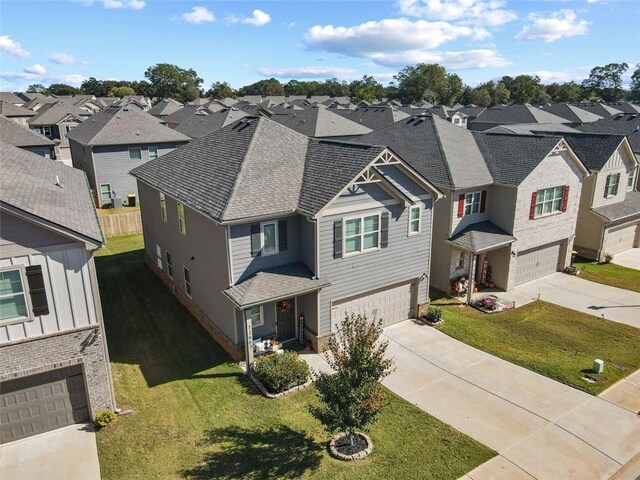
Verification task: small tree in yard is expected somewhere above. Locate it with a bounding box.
[310,314,394,451]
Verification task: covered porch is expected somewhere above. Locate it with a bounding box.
[223,262,330,364]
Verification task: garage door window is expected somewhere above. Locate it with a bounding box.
[0,268,28,321]
[345,214,380,255]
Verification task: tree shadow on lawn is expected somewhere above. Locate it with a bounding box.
[182,425,323,480]
[96,249,240,387]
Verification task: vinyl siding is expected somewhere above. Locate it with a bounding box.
[430,193,454,292]
[69,139,97,190]
[575,175,606,255]
[591,146,634,208]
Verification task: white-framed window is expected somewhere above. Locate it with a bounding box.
[183,266,191,297]
[535,186,564,217]
[128,147,142,161]
[156,245,163,269]
[148,146,158,160]
[65,124,76,133]
[260,221,278,256]
[177,202,186,235]
[248,305,263,328]
[605,173,620,198]
[32,149,47,157]
[464,192,481,216]
[344,213,380,256]
[0,267,29,322]
[100,183,112,202]
[159,192,167,222]
[166,251,173,278]
[627,168,636,190]
[41,125,52,136]
[458,252,465,268]
[408,205,421,235]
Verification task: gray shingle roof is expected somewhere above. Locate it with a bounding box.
[174,108,248,139]
[0,142,103,244]
[147,98,183,117]
[484,123,579,135]
[562,133,626,170]
[576,103,623,117]
[66,106,190,146]
[607,102,640,114]
[0,101,36,118]
[28,101,86,126]
[593,191,640,222]
[269,106,372,138]
[473,132,563,185]
[0,116,55,147]
[472,104,568,125]
[0,92,25,104]
[333,106,410,131]
[577,113,640,153]
[448,221,516,253]
[540,104,603,124]
[223,262,331,308]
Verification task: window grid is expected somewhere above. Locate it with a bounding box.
[128,147,142,161]
[159,192,167,222]
[100,184,112,202]
[249,306,263,328]
[606,174,620,197]
[0,268,28,322]
[344,214,380,255]
[627,169,635,189]
[183,267,191,297]
[166,251,173,278]
[535,186,564,217]
[409,206,421,235]
[177,202,186,235]
[464,192,481,216]
[148,146,158,160]
[41,126,52,136]
[260,221,278,256]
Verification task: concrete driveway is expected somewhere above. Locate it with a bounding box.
[0,423,101,480]
[378,321,640,480]
[499,272,640,329]
[611,248,640,270]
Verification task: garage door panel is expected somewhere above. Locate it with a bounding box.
[605,224,638,255]
[515,242,564,286]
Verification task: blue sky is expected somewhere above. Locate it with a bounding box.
[0,0,638,92]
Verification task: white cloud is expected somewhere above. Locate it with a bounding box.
[305,18,486,55]
[0,35,29,58]
[75,0,145,9]
[531,66,591,84]
[515,9,590,42]
[0,72,87,85]
[397,0,518,26]
[256,66,358,79]
[179,6,215,24]
[24,64,47,75]
[370,49,511,69]
[50,52,85,65]
[228,9,271,27]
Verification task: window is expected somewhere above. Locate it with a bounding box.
[408,205,421,235]
[628,168,636,190]
[458,252,465,268]
[65,124,76,133]
[148,146,158,160]
[177,202,186,235]
[535,186,564,216]
[100,184,112,202]
[260,221,278,256]
[156,245,163,269]
[344,214,380,255]
[183,267,191,297]
[159,192,167,222]
[128,147,142,161]
[41,125,52,136]
[0,268,28,321]
[33,149,47,157]
[605,173,620,198]
[248,306,263,328]
[166,251,173,278]
[464,192,481,216]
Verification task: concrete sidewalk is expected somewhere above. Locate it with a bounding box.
[611,248,640,270]
[488,272,640,329]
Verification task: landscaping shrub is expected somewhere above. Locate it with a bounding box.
[253,351,310,394]
[95,410,117,429]
[425,306,443,323]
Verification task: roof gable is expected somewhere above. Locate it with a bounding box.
[0,115,54,147]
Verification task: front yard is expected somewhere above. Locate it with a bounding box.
[433,297,640,395]
[95,235,494,479]
[572,255,640,293]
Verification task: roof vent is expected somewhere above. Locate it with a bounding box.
[54,175,62,188]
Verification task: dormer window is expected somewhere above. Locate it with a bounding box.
[605,173,620,198]
[628,168,636,190]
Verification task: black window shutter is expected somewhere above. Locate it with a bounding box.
[250,224,261,257]
[381,212,389,248]
[613,173,620,195]
[604,175,610,198]
[278,220,288,252]
[25,265,49,316]
[333,220,342,259]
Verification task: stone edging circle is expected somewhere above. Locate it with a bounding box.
[328,432,373,461]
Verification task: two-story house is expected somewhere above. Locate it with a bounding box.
[67,106,190,207]
[0,143,115,443]
[563,133,639,260]
[131,116,442,360]
[0,115,56,159]
[356,114,589,301]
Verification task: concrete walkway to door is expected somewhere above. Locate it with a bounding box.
[0,423,101,480]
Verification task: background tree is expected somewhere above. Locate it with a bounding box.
[394,63,448,104]
[26,83,47,93]
[582,63,629,102]
[552,81,585,103]
[237,77,285,97]
[46,83,80,96]
[319,78,349,97]
[310,314,394,449]
[81,77,108,97]
[205,81,236,99]
[108,86,136,97]
[348,75,384,103]
[506,75,549,104]
[144,63,203,102]
[628,64,640,101]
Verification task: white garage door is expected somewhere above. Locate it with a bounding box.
[515,242,564,286]
[331,282,415,330]
[605,223,638,255]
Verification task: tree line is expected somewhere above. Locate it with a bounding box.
[27,62,640,106]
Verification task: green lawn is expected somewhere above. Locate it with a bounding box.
[572,256,640,293]
[95,235,495,480]
[433,298,640,395]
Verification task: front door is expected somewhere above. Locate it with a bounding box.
[276,298,296,341]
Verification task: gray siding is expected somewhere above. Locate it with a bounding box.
[138,181,237,342]
[430,193,454,292]
[69,140,97,190]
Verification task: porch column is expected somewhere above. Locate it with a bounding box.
[243,309,254,371]
[466,253,477,304]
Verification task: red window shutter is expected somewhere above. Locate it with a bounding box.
[561,185,570,212]
[457,194,465,218]
[529,192,537,220]
[480,190,487,213]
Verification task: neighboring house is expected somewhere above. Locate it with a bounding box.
[148,98,183,118]
[28,101,87,165]
[539,103,603,127]
[484,123,579,135]
[0,101,36,126]
[0,115,56,158]
[268,105,372,140]
[333,105,411,130]
[577,113,640,168]
[355,114,589,300]
[576,102,623,118]
[114,95,151,111]
[174,107,248,139]
[607,102,640,114]
[469,104,569,131]
[130,116,442,360]
[0,92,26,105]
[67,106,190,207]
[0,142,115,443]
[563,133,639,260]
[162,104,210,129]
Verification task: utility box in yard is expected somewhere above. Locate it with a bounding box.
[593,359,604,374]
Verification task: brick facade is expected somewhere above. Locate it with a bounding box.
[0,325,114,416]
